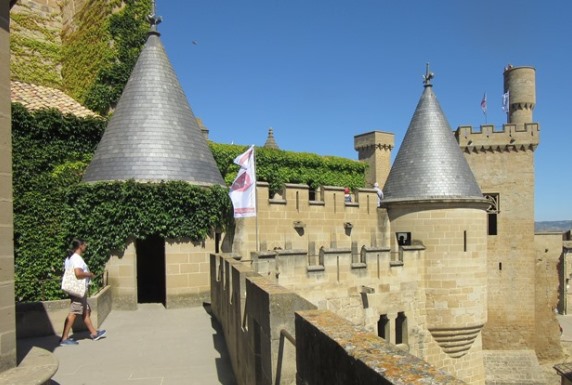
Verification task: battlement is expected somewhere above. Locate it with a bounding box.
[354,130,394,151]
[231,182,389,260]
[260,182,381,213]
[455,123,539,152]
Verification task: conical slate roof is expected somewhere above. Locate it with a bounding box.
[82,28,224,186]
[263,127,279,149]
[383,83,482,202]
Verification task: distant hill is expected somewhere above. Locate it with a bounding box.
[535,221,572,232]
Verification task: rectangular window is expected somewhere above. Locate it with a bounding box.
[377,314,389,340]
[484,193,500,236]
[396,312,407,345]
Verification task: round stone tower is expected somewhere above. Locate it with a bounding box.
[382,68,490,384]
[503,66,535,125]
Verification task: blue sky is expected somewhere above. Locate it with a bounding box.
[156,1,571,222]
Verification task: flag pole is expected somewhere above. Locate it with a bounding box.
[253,146,259,252]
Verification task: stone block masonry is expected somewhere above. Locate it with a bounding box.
[0,0,16,373]
[296,309,468,385]
[211,253,469,385]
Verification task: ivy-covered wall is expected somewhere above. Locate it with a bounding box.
[12,103,366,302]
[10,0,366,303]
[10,0,63,88]
[63,0,152,115]
[11,0,152,115]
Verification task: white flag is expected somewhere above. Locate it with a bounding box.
[229,145,256,218]
[502,91,510,113]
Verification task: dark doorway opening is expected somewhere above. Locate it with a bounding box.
[136,235,166,305]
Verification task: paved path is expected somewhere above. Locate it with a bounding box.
[559,314,572,342]
[17,303,236,385]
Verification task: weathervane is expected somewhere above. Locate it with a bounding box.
[423,62,434,87]
[147,0,162,31]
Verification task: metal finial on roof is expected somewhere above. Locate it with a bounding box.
[422,62,434,87]
[147,0,162,33]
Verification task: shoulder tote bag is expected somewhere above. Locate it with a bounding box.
[61,267,86,297]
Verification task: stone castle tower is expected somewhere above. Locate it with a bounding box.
[360,66,560,363]
[381,73,490,382]
[354,130,394,188]
[7,1,564,382]
[456,66,544,353]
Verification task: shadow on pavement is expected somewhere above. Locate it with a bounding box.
[204,302,237,385]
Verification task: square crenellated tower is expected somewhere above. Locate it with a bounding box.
[455,66,545,354]
[354,131,394,189]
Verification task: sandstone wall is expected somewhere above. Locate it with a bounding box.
[210,254,316,385]
[233,182,388,258]
[106,240,137,310]
[0,0,16,372]
[388,204,488,385]
[10,0,63,87]
[165,237,218,308]
[105,235,220,309]
[459,124,539,351]
[354,130,394,188]
[210,254,467,385]
[296,309,467,385]
[534,232,566,360]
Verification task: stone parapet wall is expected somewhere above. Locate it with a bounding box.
[295,309,467,385]
[250,246,422,332]
[456,123,539,151]
[210,254,316,385]
[0,346,57,385]
[15,285,112,339]
[210,254,467,385]
[233,183,388,259]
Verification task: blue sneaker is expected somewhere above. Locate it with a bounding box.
[91,330,106,341]
[60,338,78,346]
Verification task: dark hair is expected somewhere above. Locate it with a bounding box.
[67,239,86,258]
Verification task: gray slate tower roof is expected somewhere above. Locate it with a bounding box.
[82,22,224,186]
[382,76,482,202]
[263,127,280,149]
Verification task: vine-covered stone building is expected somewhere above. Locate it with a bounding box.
[6,1,572,384]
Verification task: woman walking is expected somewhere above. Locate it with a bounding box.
[60,239,106,345]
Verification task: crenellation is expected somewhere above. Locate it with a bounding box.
[6,5,565,380]
[354,131,395,188]
[456,123,539,152]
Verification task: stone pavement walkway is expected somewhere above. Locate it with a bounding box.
[17,303,236,385]
[559,314,572,342]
